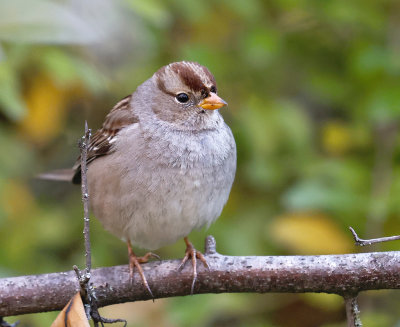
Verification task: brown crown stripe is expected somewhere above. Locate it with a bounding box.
[171,62,207,93]
[156,62,217,96]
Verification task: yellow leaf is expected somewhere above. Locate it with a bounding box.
[19,74,68,146]
[51,292,90,327]
[269,212,354,254]
[322,121,352,155]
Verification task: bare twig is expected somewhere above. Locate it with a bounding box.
[74,122,126,327]
[349,227,400,246]
[345,296,362,327]
[2,236,400,317]
[73,265,92,319]
[80,121,92,274]
[90,311,127,327]
[74,122,93,318]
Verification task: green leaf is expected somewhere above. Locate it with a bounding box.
[41,49,107,93]
[0,61,26,121]
[124,0,171,27]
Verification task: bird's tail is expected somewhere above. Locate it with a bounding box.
[36,169,75,182]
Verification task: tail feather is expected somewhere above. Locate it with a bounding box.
[36,169,75,182]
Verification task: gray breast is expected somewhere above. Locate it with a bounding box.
[90,117,236,250]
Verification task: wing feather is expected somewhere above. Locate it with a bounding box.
[72,95,138,184]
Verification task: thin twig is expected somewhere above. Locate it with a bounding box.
[75,122,93,319]
[80,121,92,274]
[73,265,92,319]
[75,122,126,327]
[91,311,127,327]
[344,296,362,327]
[349,227,400,246]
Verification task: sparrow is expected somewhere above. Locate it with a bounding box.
[41,61,236,296]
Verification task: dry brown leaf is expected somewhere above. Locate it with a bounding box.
[50,292,90,327]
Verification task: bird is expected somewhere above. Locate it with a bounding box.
[40,61,236,296]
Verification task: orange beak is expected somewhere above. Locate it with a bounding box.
[198,92,228,110]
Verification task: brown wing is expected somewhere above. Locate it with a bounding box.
[72,95,138,184]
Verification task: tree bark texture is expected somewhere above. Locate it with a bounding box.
[1,236,400,317]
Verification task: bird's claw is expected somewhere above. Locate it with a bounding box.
[127,241,158,299]
[178,237,210,294]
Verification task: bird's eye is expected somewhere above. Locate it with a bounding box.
[176,93,189,103]
[210,86,217,93]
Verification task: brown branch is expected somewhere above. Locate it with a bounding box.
[349,227,400,246]
[2,236,400,317]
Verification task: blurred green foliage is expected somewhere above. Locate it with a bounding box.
[1,0,400,326]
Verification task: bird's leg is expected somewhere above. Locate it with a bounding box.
[178,237,210,294]
[127,240,160,298]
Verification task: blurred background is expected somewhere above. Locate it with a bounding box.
[1,0,400,326]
